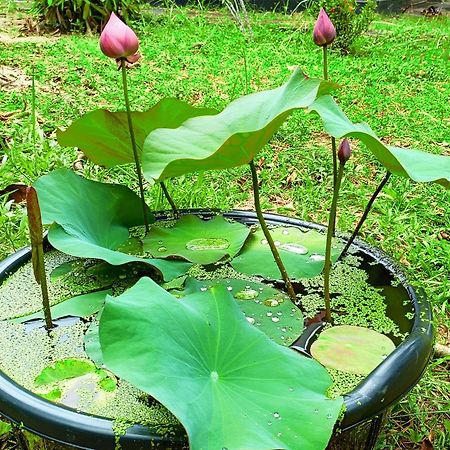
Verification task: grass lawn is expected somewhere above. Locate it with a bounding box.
[0,1,449,448]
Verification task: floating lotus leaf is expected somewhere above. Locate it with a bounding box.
[142,70,335,181]
[181,277,303,345]
[34,169,191,281]
[11,289,111,324]
[310,325,396,375]
[57,99,217,167]
[143,215,250,264]
[309,96,450,188]
[99,277,343,450]
[231,227,342,280]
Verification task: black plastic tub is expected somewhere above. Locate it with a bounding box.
[0,210,434,450]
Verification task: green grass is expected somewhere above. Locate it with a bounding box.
[0,2,449,448]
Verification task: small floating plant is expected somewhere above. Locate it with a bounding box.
[0,8,446,450]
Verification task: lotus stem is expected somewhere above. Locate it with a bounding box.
[249,160,297,303]
[322,45,338,200]
[323,162,345,323]
[160,181,178,217]
[339,171,392,259]
[26,187,53,331]
[120,57,150,233]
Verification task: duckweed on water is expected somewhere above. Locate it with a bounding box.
[299,256,404,338]
[0,252,180,431]
[327,368,365,399]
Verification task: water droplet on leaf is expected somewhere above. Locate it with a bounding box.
[185,238,230,251]
[234,289,259,300]
[279,243,308,255]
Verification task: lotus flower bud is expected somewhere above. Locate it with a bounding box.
[338,139,351,164]
[313,8,336,47]
[100,12,139,60]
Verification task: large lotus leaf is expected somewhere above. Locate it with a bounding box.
[181,277,304,345]
[310,325,396,375]
[34,169,152,248]
[11,289,111,324]
[231,226,342,280]
[34,169,190,281]
[57,99,217,167]
[142,215,250,264]
[142,70,335,181]
[309,96,450,188]
[48,225,191,282]
[99,277,343,450]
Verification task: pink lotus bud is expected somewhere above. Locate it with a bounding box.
[338,139,351,164]
[313,8,336,47]
[100,12,139,60]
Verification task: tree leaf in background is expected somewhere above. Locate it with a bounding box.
[143,215,250,264]
[142,70,335,181]
[57,99,217,167]
[309,95,450,188]
[100,277,343,450]
[231,227,342,280]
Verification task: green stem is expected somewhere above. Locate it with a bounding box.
[249,160,297,303]
[339,171,392,259]
[160,181,178,217]
[120,58,150,233]
[323,163,345,323]
[323,45,338,195]
[322,44,328,80]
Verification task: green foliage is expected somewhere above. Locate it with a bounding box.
[231,227,342,280]
[182,277,304,345]
[57,100,217,167]
[0,419,12,438]
[31,0,146,33]
[143,215,250,264]
[309,96,450,188]
[99,276,343,450]
[33,169,191,281]
[142,70,335,182]
[311,0,376,53]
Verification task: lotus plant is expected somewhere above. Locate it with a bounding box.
[18,8,448,450]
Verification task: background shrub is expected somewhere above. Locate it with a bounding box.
[32,0,146,33]
[310,0,377,53]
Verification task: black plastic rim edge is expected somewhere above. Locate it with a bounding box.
[0,210,434,448]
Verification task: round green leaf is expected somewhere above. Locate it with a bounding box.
[99,277,343,450]
[310,325,396,375]
[143,215,250,264]
[231,227,342,280]
[182,277,304,345]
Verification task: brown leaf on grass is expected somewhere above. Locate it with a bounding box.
[438,231,450,241]
[434,343,450,358]
[285,170,297,186]
[72,151,86,171]
[0,184,28,203]
[421,438,434,450]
